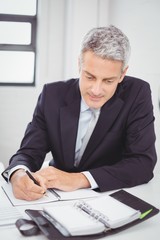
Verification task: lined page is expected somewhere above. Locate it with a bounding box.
[0,206,22,226]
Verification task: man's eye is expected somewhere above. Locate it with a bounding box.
[106,80,114,84]
[86,75,93,79]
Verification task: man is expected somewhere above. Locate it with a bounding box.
[2,25,157,201]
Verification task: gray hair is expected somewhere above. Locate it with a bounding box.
[80,25,131,70]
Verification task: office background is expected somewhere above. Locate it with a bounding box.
[0,0,160,173]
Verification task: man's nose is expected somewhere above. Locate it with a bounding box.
[91,81,103,95]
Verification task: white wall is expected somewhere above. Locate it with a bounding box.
[107,0,160,172]
[63,0,110,79]
[0,0,159,172]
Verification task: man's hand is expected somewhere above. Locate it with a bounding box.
[10,166,91,200]
[37,166,91,191]
[10,169,47,200]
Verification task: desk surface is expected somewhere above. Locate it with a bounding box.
[0,173,160,240]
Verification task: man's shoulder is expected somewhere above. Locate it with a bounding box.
[118,76,151,101]
[123,75,150,88]
[40,78,80,103]
[45,78,79,91]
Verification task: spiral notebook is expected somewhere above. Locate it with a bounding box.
[43,194,141,236]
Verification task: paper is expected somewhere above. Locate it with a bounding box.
[1,182,100,206]
[44,204,105,236]
[0,206,22,226]
[84,195,141,228]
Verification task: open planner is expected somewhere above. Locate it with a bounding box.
[16,189,159,239]
[43,194,141,236]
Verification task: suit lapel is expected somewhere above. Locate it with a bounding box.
[79,96,124,167]
[60,83,81,169]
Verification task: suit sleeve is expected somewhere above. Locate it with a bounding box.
[2,85,50,176]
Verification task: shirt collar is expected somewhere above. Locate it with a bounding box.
[80,98,101,114]
[80,98,90,113]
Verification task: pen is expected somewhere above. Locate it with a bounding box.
[49,188,61,200]
[26,170,48,197]
[26,170,60,199]
[26,170,40,186]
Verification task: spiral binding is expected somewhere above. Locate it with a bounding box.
[74,200,110,229]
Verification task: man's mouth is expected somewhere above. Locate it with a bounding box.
[89,94,102,101]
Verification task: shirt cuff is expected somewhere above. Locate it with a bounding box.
[82,171,99,189]
[4,165,29,182]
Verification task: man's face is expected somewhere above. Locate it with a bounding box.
[79,51,127,109]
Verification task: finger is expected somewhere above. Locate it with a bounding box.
[32,173,47,192]
[12,184,44,201]
[21,175,46,196]
[11,171,46,200]
[25,171,47,193]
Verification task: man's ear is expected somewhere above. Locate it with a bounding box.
[119,66,129,83]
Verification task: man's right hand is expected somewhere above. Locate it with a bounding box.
[10,169,47,200]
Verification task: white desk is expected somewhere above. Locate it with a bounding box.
[0,173,160,240]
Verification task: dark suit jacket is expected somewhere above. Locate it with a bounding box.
[3,76,157,192]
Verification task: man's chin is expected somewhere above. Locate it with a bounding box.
[87,101,103,109]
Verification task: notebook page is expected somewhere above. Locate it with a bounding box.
[55,188,100,200]
[44,204,105,236]
[85,195,141,228]
[1,182,100,206]
[1,183,58,206]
